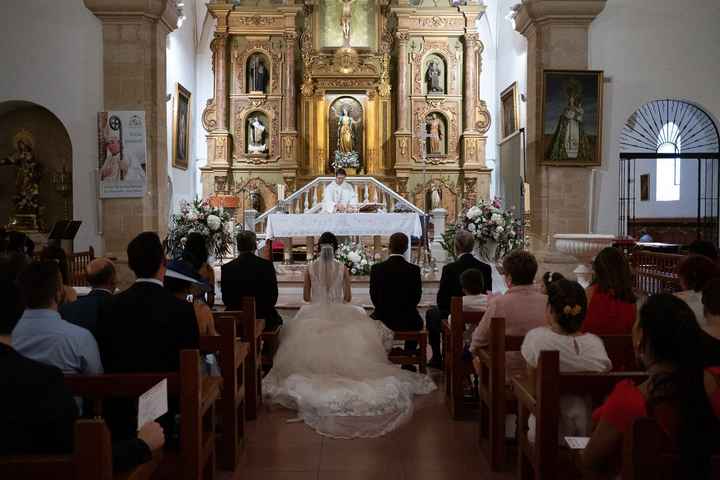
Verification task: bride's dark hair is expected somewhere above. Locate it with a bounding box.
[318,232,338,252]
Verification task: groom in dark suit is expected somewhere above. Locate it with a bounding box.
[370,233,423,349]
[221,230,282,331]
[425,229,492,368]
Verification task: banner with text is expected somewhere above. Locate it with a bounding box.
[97,111,147,198]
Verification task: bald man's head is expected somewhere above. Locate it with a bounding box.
[86,258,116,290]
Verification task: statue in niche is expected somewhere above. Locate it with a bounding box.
[248,116,267,154]
[427,114,445,155]
[248,55,268,93]
[1,130,42,215]
[331,102,361,171]
[337,107,357,154]
[426,60,443,94]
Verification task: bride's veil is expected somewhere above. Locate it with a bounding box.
[313,243,342,304]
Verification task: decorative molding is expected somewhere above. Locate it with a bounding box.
[202,99,217,132]
[411,39,460,96]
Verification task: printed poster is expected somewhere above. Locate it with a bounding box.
[98,111,147,198]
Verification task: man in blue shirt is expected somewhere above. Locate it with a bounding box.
[12,261,103,375]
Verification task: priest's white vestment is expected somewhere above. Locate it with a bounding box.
[322,181,358,213]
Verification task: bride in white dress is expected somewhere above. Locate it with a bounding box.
[262,233,436,438]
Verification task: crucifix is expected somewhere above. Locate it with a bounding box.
[340,0,356,47]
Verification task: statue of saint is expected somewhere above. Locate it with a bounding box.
[248,116,267,154]
[340,0,356,46]
[427,114,444,155]
[426,60,443,93]
[1,131,42,215]
[249,55,267,93]
[337,107,357,154]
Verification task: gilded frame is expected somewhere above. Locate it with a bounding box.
[173,83,191,170]
[500,81,519,141]
[540,69,604,167]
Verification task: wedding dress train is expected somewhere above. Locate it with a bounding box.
[262,248,436,438]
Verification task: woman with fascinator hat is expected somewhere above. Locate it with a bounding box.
[263,232,435,438]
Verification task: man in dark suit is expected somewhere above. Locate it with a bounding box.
[221,230,282,330]
[425,229,492,369]
[370,232,423,337]
[97,232,199,443]
[60,258,116,337]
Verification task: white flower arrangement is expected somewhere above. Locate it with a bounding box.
[165,198,235,260]
[335,242,372,276]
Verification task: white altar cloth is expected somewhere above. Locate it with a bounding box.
[265,213,423,240]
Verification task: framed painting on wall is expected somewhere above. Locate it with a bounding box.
[172,83,191,170]
[541,70,603,166]
[640,174,650,201]
[500,82,519,140]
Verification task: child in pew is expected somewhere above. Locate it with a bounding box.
[448,268,487,362]
[522,279,612,444]
[583,294,720,479]
[541,271,565,294]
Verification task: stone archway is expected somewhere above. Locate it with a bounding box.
[0,100,73,231]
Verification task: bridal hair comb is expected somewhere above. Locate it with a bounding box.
[563,304,583,316]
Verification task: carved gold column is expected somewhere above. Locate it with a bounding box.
[281,31,298,177]
[208,32,231,169]
[84,0,177,257]
[394,31,412,173]
[463,32,479,134]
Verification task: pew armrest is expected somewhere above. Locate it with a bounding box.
[511,376,536,414]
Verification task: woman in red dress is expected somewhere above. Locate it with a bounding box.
[583,247,637,334]
[582,294,720,479]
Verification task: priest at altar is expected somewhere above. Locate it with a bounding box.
[322,168,358,213]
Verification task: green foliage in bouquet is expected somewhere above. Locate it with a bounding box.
[335,242,372,276]
[165,198,235,260]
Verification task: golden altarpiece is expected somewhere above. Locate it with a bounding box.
[201,0,491,220]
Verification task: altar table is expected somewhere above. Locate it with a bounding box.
[265,213,423,241]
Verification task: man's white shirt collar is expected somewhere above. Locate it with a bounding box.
[135,278,164,287]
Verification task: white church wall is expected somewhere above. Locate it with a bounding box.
[167,0,199,215]
[0,0,103,253]
[194,14,215,199]
[590,0,720,234]
[476,3,498,199]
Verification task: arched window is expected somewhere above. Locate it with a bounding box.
[656,122,681,202]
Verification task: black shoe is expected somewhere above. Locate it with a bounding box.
[401,365,418,372]
[427,357,443,370]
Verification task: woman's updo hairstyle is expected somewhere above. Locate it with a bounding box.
[542,271,565,292]
[546,279,588,333]
[318,232,339,252]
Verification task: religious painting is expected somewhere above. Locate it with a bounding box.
[98,111,147,198]
[640,174,650,201]
[500,82,519,140]
[541,70,603,166]
[318,0,376,50]
[173,83,191,170]
[328,96,364,174]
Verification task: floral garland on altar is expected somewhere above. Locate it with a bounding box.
[164,198,235,260]
[336,242,372,276]
[442,198,526,262]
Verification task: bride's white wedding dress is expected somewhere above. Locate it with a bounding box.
[262,251,436,438]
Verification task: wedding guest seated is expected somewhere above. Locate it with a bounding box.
[59,258,116,337]
[521,279,611,442]
[470,250,546,380]
[7,230,34,261]
[583,247,636,335]
[1,282,165,469]
[12,261,102,375]
[221,230,282,331]
[451,268,487,358]
[425,230,492,369]
[370,232,423,354]
[40,245,78,305]
[97,232,199,374]
[165,259,217,336]
[700,278,720,366]
[541,271,565,294]
[0,251,26,283]
[583,294,720,478]
[675,254,719,327]
[182,232,215,307]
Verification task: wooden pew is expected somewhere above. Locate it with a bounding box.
[64,350,221,480]
[601,334,638,372]
[513,350,647,480]
[622,417,720,480]
[199,316,249,471]
[444,296,484,419]
[215,297,265,420]
[388,329,429,373]
[0,419,159,480]
[475,316,524,471]
[261,325,282,372]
